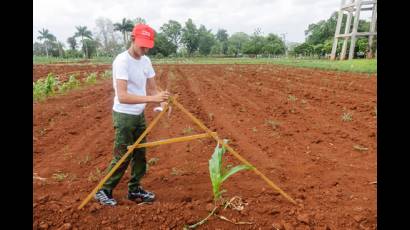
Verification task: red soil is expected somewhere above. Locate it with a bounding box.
[33,64,377,230]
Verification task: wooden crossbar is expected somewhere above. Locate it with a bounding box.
[133,132,216,149]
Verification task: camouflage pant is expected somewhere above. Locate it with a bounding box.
[102,111,147,193]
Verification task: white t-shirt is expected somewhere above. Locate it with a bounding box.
[112,51,156,115]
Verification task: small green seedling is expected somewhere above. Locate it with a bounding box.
[170,167,183,176]
[265,119,280,130]
[102,70,112,79]
[59,75,80,93]
[52,171,68,182]
[78,154,91,165]
[288,95,297,102]
[86,72,97,84]
[186,140,254,229]
[182,126,194,135]
[341,112,353,122]
[148,157,159,166]
[146,157,159,171]
[33,73,59,101]
[88,168,103,182]
[209,140,253,201]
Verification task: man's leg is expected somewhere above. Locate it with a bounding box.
[128,113,147,192]
[128,147,147,192]
[127,114,155,202]
[101,111,138,192]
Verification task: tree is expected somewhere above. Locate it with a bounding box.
[82,39,99,58]
[95,17,122,56]
[216,29,229,55]
[181,18,199,55]
[198,25,215,55]
[263,33,285,56]
[210,42,222,55]
[37,28,55,58]
[160,20,182,52]
[132,17,146,25]
[287,42,301,57]
[322,39,333,56]
[56,41,65,57]
[149,31,176,57]
[67,36,77,50]
[228,32,250,57]
[293,43,314,56]
[33,42,45,56]
[313,43,324,58]
[64,49,83,58]
[357,20,370,32]
[305,11,372,45]
[355,37,368,58]
[243,28,265,56]
[74,26,93,58]
[45,39,63,57]
[114,18,134,49]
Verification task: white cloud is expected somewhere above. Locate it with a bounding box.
[34,0,346,45]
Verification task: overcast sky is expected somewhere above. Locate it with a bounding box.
[33,0,372,46]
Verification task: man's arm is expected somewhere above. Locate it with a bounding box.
[147,77,169,108]
[117,79,169,104]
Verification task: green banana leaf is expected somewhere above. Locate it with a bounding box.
[221,164,253,183]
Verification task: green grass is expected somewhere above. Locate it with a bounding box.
[151,57,377,73]
[33,55,376,73]
[33,55,113,64]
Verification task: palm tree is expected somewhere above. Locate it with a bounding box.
[67,36,77,50]
[94,38,102,57]
[37,28,55,58]
[74,26,93,58]
[114,18,134,48]
[133,17,146,25]
[57,41,65,57]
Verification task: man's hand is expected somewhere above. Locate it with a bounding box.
[150,91,170,102]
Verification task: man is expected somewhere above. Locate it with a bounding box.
[95,24,170,206]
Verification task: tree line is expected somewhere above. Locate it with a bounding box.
[34,13,375,59]
[290,12,376,58]
[34,18,286,59]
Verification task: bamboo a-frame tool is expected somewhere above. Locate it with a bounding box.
[78,96,296,210]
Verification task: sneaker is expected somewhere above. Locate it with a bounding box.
[128,186,155,202]
[95,189,117,206]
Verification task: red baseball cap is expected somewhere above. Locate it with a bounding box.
[132,24,155,48]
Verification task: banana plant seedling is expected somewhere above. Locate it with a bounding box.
[209,139,254,202]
